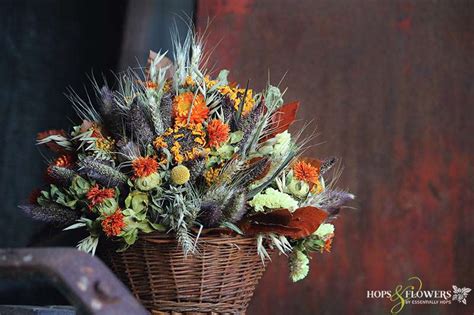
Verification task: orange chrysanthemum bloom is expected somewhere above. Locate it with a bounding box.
[86,184,115,207]
[132,157,159,178]
[207,119,230,148]
[293,160,320,185]
[101,209,126,237]
[173,91,209,125]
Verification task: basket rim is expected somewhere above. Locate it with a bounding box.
[140,231,257,245]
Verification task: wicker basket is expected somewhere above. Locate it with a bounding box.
[102,233,268,314]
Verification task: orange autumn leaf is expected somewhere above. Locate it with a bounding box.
[239,206,327,239]
[262,101,299,141]
[286,206,328,239]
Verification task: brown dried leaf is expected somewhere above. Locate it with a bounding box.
[239,206,328,239]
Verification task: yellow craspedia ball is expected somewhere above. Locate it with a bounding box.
[170,165,190,185]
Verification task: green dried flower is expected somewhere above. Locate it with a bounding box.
[289,250,309,282]
[287,179,310,198]
[96,198,118,215]
[249,187,298,212]
[135,173,161,191]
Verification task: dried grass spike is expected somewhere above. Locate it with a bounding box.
[19,203,80,227]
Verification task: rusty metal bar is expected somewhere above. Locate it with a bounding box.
[0,248,149,315]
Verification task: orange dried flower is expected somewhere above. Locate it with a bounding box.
[145,80,157,89]
[173,91,209,125]
[293,160,320,185]
[207,119,230,148]
[101,209,126,237]
[86,184,115,207]
[323,236,334,253]
[53,154,75,168]
[132,157,159,178]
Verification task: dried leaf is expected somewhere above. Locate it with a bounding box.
[37,129,68,153]
[287,206,328,238]
[239,206,327,239]
[263,101,299,141]
[245,157,272,182]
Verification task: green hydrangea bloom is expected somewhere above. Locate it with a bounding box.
[289,250,309,282]
[314,223,335,238]
[259,130,292,157]
[249,187,298,212]
[272,131,292,157]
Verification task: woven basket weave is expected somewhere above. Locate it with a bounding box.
[102,233,268,314]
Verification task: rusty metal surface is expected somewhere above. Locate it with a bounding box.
[196,1,474,314]
[0,248,149,315]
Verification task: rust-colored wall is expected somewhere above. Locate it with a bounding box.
[197,1,474,314]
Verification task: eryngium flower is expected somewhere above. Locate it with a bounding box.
[78,156,127,188]
[19,203,80,227]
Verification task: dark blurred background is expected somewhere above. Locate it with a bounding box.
[1,0,473,314]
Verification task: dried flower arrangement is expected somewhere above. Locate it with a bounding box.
[20,28,354,282]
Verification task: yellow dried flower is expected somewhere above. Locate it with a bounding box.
[96,137,115,152]
[194,136,206,146]
[170,141,181,154]
[204,167,221,186]
[184,75,195,87]
[153,136,168,149]
[170,165,190,185]
[158,157,168,165]
[163,127,174,137]
[163,80,171,93]
[170,141,184,164]
[204,75,217,89]
[218,85,255,115]
[311,179,324,194]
